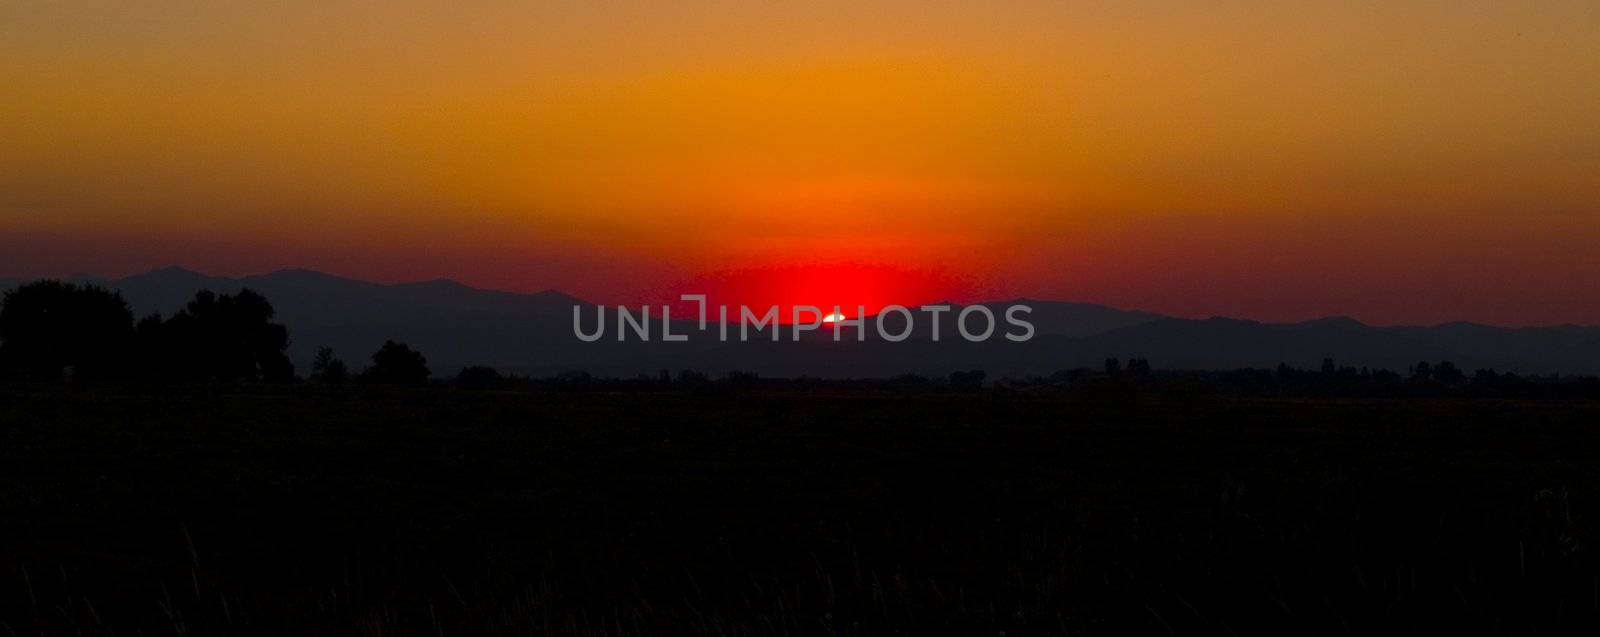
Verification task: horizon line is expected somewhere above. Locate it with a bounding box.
[2,264,1595,332]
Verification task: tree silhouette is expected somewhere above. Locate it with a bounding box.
[1412,361,1433,382]
[675,369,710,389]
[0,281,135,380]
[146,289,293,382]
[311,347,349,384]
[1126,358,1152,377]
[723,370,760,392]
[260,351,294,383]
[1434,361,1465,385]
[365,340,430,385]
[1104,358,1122,377]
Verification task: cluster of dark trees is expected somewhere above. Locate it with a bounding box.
[1103,357,1152,377]
[0,280,290,382]
[0,281,429,385]
[306,341,431,386]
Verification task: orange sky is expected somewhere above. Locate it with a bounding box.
[2,1,1598,325]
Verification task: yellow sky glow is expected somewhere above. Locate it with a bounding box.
[2,1,1597,323]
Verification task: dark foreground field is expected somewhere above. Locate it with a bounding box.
[4,386,1600,635]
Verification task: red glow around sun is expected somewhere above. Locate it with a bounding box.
[668,263,972,324]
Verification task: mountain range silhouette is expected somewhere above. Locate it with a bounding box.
[4,266,1597,377]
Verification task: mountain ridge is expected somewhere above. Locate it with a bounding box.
[2,267,1598,376]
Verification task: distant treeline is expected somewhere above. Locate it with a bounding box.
[433,362,1600,400]
[1005,358,1600,400]
[4,281,1598,399]
[0,281,428,384]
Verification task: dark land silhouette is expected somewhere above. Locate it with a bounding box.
[4,271,1600,634]
[6,266,1599,379]
[4,274,1598,398]
[4,384,1600,634]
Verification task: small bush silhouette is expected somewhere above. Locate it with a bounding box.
[364,340,430,385]
[311,347,349,384]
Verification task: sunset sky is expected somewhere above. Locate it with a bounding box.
[3,1,1597,325]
